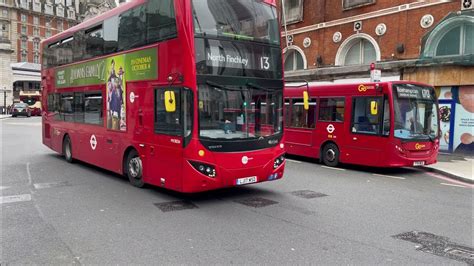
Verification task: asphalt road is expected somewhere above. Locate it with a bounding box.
[1,117,472,264]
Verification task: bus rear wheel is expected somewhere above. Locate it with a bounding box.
[63,135,73,163]
[125,150,145,188]
[322,143,339,167]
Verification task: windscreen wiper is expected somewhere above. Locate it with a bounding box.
[206,80,245,92]
[246,82,274,92]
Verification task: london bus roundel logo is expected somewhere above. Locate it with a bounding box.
[90,135,97,150]
[242,156,249,165]
[327,124,335,134]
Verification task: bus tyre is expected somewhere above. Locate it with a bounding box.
[63,136,73,163]
[322,143,339,167]
[126,150,145,188]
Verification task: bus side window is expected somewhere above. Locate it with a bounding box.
[284,99,290,127]
[318,98,344,122]
[290,98,316,128]
[351,97,383,135]
[382,97,390,136]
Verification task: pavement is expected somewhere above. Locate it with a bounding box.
[422,153,473,184]
[0,114,11,119]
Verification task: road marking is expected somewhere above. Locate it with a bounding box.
[321,165,345,171]
[0,186,10,190]
[26,162,32,185]
[33,181,70,189]
[285,159,302,164]
[440,183,466,188]
[372,174,406,180]
[426,172,474,188]
[0,194,32,204]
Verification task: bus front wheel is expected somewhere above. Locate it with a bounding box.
[63,135,73,163]
[322,143,339,167]
[125,150,145,188]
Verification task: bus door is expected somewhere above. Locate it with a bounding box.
[285,98,317,155]
[346,96,387,165]
[145,88,191,190]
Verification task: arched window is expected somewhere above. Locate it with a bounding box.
[335,33,381,66]
[436,23,473,56]
[283,47,306,71]
[422,15,474,58]
[344,39,376,65]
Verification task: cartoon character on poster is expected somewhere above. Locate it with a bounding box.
[106,56,126,131]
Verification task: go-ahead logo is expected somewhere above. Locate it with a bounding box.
[415,143,426,150]
[358,84,367,92]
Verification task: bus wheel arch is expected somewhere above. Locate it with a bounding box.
[123,147,145,188]
[62,134,73,163]
[320,141,340,167]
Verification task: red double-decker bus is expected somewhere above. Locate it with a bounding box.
[19,91,42,116]
[284,81,440,167]
[41,0,285,192]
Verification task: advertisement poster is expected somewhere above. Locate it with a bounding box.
[106,55,126,131]
[452,86,474,154]
[55,47,158,132]
[438,103,451,151]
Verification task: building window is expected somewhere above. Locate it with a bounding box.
[343,0,375,9]
[284,48,305,71]
[21,25,26,34]
[57,20,63,31]
[21,14,27,22]
[33,53,39,64]
[436,23,473,57]
[33,27,39,36]
[1,9,8,18]
[33,39,39,50]
[46,29,51,38]
[21,37,27,49]
[21,51,27,62]
[282,0,303,24]
[335,34,381,66]
[33,16,39,25]
[344,39,376,65]
[0,22,8,39]
[422,15,474,58]
[0,0,6,4]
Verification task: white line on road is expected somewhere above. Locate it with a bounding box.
[26,162,32,185]
[0,194,32,204]
[285,159,302,164]
[4,122,41,126]
[0,186,10,190]
[33,181,70,189]
[440,183,466,188]
[372,174,406,180]
[321,165,346,171]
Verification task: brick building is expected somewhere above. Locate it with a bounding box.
[0,0,116,110]
[279,0,473,154]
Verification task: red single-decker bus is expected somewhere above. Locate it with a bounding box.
[284,81,440,167]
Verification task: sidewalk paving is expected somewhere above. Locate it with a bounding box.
[0,114,11,119]
[423,153,473,184]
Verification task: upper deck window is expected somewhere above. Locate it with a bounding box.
[193,0,280,45]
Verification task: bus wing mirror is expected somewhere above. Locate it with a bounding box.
[303,91,309,110]
[370,101,378,115]
[164,91,176,112]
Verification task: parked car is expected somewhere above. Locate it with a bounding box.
[11,103,31,117]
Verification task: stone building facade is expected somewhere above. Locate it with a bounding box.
[279,0,473,154]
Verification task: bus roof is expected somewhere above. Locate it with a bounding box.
[42,0,146,47]
[42,0,277,48]
[284,81,433,97]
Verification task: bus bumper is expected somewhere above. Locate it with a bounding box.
[181,155,286,193]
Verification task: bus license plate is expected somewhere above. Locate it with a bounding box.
[236,176,257,185]
[413,161,425,166]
